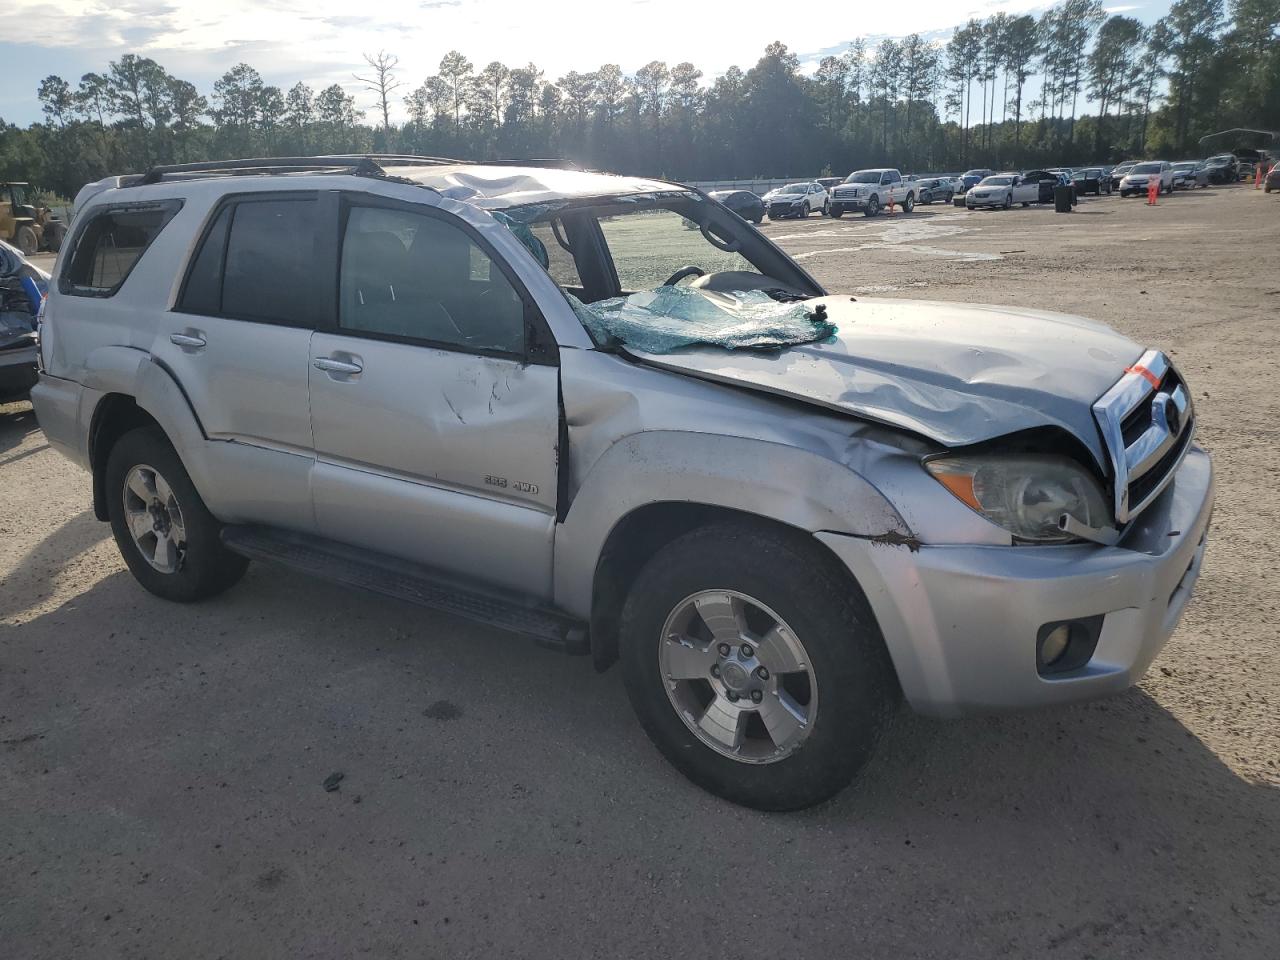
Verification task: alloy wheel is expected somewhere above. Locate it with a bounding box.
[122,463,187,574]
[658,590,818,764]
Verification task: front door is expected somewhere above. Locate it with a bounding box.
[307,198,560,598]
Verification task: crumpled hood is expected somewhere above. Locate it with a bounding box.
[627,296,1144,467]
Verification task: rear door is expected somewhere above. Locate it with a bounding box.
[306,195,560,598]
[153,192,329,532]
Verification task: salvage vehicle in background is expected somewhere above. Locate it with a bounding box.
[1120,161,1174,197]
[959,169,994,192]
[763,181,829,219]
[32,156,1214,811]
[965,173,1038,209]
[1072,168,1112,195]
[1237,159,1256,181]
[1204,154,1238,184]
[829,168,915,217]
[1109,162,1137,191]
[1171,161,1210,189]
[1266,163,1280,192]
[708,189,765,224]
[0,238,47,400]
[915,177,955,205]
[1,182,67,256]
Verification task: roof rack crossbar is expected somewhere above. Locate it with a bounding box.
[137,156,386,185]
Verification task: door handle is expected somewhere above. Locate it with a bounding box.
[313,357,363,375]
[169,333,206,350]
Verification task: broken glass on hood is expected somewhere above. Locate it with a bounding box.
[568,286,836,354]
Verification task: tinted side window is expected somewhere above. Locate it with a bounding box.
[178,206,231,315]
[60,202,181,297]
[219,198,319,326]
[339,205,525,355]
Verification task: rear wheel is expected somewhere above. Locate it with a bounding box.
[106,427,248,603]
[902,192,915,213]
[619,522,896,810]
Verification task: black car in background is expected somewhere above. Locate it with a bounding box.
[1204,154,1238,184]
[708,189,765,224]
[1072,167,1111,195]
[1266,163,1279,193]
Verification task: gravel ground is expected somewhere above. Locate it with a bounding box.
[2,184,1278,959]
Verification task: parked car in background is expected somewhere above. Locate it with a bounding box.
[1109,162,1138,191]
[763,182,829,219]
[960,169,994,192]
[32,156,1215,811]
[915,177,955,205]
[1072,168,1111,195]
[829,168,915,217]
[1171,161,1210,189]
[1266,163,1280,192]
[1023,169,1074,204]
[1237,159,1256,181]
[0,238,47,400]
[709,189,765,224]
[1204,154,1237,184]
[965,173,1038,209]
[1120,161,1174,197]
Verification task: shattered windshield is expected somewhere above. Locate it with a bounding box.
[498,194,832,353]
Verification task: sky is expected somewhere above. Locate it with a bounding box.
[1,0,1167,126]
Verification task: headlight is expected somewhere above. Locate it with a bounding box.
[925,454,1111,542]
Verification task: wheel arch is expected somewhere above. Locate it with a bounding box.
[585,502,883,673]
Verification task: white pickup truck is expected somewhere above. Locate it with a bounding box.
[828,168,915,217]
[964,173,1039,209]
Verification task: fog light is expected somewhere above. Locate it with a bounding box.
[1036,615,1105,676]
[1039,624,1071,666]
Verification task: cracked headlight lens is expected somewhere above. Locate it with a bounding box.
[925,454,1111,542]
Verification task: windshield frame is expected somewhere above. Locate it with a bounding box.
[496,191,826,337]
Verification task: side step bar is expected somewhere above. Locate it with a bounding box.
[220,525,588,654]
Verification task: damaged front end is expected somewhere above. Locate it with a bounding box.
[0,239,47,401]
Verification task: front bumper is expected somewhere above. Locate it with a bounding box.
[965,195,1003,207]
[819,446,1214,718]
[831,196,868,209]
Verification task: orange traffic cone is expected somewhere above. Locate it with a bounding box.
[1147,178,1159,205]
[1256,165,1264,189]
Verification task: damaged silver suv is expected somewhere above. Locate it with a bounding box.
[32,156,1213,810]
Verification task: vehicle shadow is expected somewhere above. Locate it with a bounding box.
[0,399,41,459]
[3,510,1276,957]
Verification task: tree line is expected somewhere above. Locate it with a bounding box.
[1,0,1275,200]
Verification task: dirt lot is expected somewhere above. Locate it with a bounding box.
[3,185,1278,958]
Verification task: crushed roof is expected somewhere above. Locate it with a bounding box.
[379,164,685,209]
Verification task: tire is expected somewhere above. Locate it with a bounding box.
[829,205,844,218]
[902,192,915,213]
[801,202,810,218]
[864,196,879,217]
[619,522,896,811]
[821,200,830,216]
[105,426,249,603]
[1003,194,1012,209]
[15,225,38,257]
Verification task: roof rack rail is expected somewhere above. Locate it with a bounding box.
[136,156,386,185]
[317,153,463,166]
[474,158,582,170]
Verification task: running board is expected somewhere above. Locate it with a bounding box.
[220,525,588,654]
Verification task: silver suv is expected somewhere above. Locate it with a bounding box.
[32,156,1214,810]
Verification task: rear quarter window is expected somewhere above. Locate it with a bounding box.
[59,201,182,297]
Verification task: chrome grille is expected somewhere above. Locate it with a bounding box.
[1092,350,1195,523]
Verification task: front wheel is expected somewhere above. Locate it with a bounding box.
[619,522,896,810]
[828,204,844,218]
[106,427,248,603]
[864,196,880,217]
[1003,194,1012,209]
[801,202,810,218]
